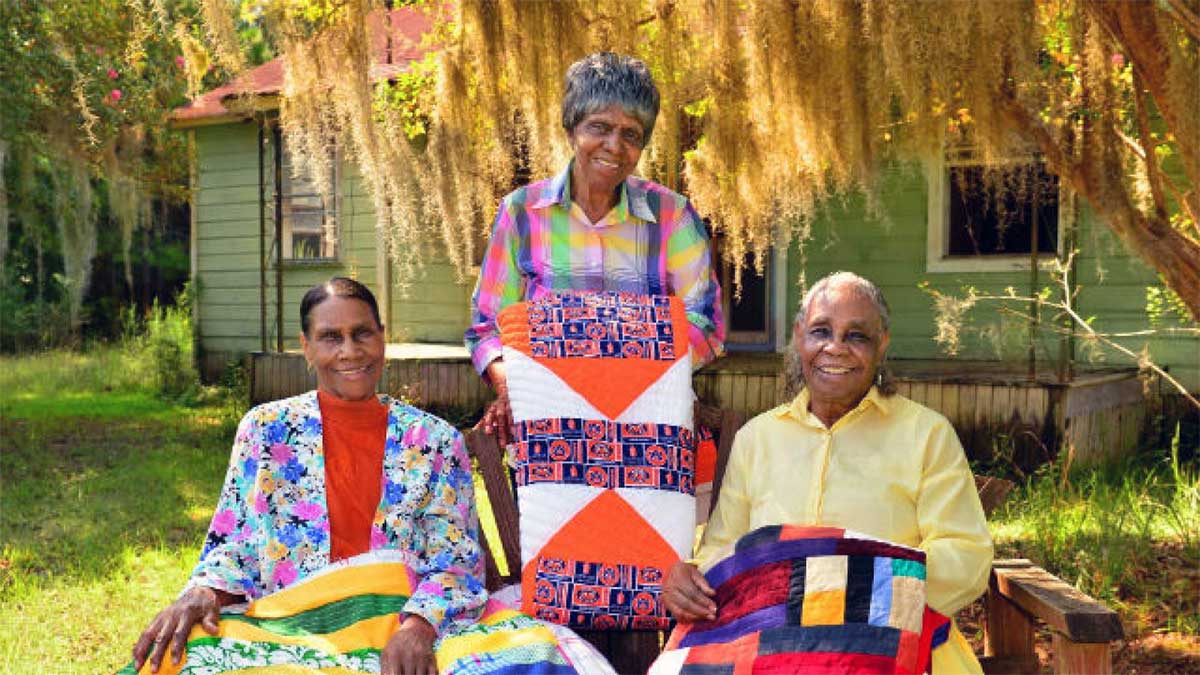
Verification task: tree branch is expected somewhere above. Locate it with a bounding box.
[1112,123,1200,236]
[1163,0,1200,42]
[1131,68,1169,222]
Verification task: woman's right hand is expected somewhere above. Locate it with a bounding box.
[132,586,227,673]
[663,560,717,623]
[478,359,513,447]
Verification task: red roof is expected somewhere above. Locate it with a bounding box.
[172,8,434,125]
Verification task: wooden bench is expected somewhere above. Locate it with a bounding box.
[466,403,1123,674]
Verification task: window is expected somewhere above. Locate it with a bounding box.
[927,148,1063,272]
[273,127,339,261]
[711,229,784,350]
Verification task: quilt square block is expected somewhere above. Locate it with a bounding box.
[500,292,696,631]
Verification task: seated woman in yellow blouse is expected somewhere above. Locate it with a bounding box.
[663,271,993,674]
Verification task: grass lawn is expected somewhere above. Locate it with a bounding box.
[1,347,1196,673]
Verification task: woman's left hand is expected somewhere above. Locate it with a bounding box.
[381,614,438,675]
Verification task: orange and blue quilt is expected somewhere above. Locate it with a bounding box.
[649,526,952,675]
[498,292,697,632]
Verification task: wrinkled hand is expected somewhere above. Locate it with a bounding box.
[477,359,513,447]
[663,561,717,623]
[132,586,228,673]
[381,614,438,675]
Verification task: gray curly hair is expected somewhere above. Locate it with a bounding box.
[561,52,660,147]
[784,271,896,397]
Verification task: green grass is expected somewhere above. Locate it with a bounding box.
[0,347,238,674]
[0,348,504,674]
[988,433,1200,639]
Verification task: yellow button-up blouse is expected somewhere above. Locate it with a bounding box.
[696,387,993,674]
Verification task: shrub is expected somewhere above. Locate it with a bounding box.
[133,284,198,401]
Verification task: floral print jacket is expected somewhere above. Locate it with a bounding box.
[185,391,486,636]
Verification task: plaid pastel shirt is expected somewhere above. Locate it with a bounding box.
[466,162,725,374]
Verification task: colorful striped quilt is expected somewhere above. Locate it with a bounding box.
[498,292,697,632]
[649,526,951,675]
[118,554,577,674]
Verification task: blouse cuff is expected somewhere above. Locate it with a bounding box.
[471,338,503,376]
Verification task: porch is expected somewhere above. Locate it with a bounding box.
[248,346,1150,466]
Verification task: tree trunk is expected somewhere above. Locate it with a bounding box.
[1000,97,1200,321]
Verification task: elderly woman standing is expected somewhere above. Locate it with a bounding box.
[663,271,993,674]
[465,52,725,444]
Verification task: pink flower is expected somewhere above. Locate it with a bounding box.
[107,68,118,80]
[369,528,388,550]
[270,443,293,464]
[212,509,237,535]
[1111,53,1125,69]
[95,47,104,55]
[273,560,298,587]
[175,56,186,69]
[109,89,122,102]
[402,424,429,447]
[254,493,269,514]
[293,501,323,520]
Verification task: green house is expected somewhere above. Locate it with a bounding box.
[172,16,1196,464]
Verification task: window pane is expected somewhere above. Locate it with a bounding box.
[276,129,338,260]
[730,260,768,333]
[947,163,1058,256]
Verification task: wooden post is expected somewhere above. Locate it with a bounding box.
[258,118,268,352]
[984,573,1037,666]
[1053,634,1112,675]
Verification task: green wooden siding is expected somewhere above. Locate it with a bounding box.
[193,122,1194,391]
[785,163,1198,391]
[192,122,473,359]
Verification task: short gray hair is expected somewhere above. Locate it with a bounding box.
[785,271,895,396]
[794,271,891,333]
[561,52,659,147]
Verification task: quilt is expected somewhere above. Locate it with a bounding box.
[649,526,951,675]
[497,292,697,632]
[118,553,577,675]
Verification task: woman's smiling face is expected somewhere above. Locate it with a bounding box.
[568,106,645,197]
[797,285,890,416]
[300,296,385,401]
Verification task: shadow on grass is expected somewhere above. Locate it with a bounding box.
[0,391,237,594]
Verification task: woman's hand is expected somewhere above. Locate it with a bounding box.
[132,586,230,673]
[478,359,513,447]
[381,614,439,675]
[663,560,717,623]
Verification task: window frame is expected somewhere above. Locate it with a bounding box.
[925,147,1071,274]
[272,124,342,264]
[711,230,787,352]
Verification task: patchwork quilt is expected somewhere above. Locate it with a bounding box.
[118,553,578,675]
[649,526,951,675]
[497,292,697,632]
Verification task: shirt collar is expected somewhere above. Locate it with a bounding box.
[776,385,893,427]
[532,161,658,224]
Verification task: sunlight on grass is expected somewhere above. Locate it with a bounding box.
[987,432,1200,636]
[0,349,233,674]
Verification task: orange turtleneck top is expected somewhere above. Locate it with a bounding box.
[317,390,388,561]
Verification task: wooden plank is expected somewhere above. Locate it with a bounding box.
[719,372,735,410]
[942,384,961,428]
[975,384,994,429]
[924,381,943,415]
[992,386,1014,430]
[991,559,1123,643]
[1064,377,1143,418]
[462,429,520,591]
[730,373,748,414]
[984,571,1038,671]
[909,381,927,408]
[1052,635,1112,675]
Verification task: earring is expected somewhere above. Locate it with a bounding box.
[875,370,883,387]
